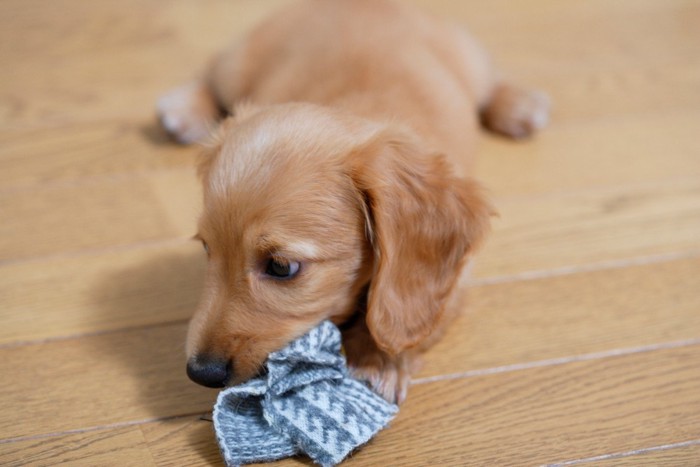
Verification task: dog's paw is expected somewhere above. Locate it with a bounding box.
[348,352,415,405]
[482,85,551,139]
[156,82,219,145]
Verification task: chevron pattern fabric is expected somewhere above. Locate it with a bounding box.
[213,320,399,466]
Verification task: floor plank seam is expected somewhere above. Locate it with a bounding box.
[542,438,700,466]
[4,338,699,447]
[0,165,196,197]
[0,319,190,350]
[1,114,165,134]
[411,337,700,385]
[2,247,698,349]
[0,237,192,268]
[469,249,700,287]
[2,237,697,284]
[488,173,700,205]
[0,412,207,446]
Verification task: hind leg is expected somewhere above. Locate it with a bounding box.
[156,80,223,145]
[156,40,249,145]
[481,83,551,139]
[439,25,550,140]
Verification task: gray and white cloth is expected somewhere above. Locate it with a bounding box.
[213,320,399,467]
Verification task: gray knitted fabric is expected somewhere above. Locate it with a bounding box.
[213,320,399,467]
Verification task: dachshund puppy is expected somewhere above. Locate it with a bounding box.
[158,0,549,403]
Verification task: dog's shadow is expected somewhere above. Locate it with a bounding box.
[88,242,222,436]
[140,121,177,146]
[89,244,318,465]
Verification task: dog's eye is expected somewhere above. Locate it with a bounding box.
[265,258,301,279]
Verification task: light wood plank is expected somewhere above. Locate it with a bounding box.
[520,62,700,126]
[0,241,205,345]
[0,324,216,441]
[0,225,697,352]
[424,256,700,378]
[477,113,700,197]
[0,0,289,60]
[0,120,197,192]
[0,428,155,467]
[1,0,698,465]
[1,173,698,283]
[349,345,700,466]
[0,0,290,129]
[141,416,223,467]
[0,170,200,262]
[476,179,700,278]
[422,1,700,125]
[137,345,700,466]
[1,258,698,440]
[416,0,700,69]
[584,442,700,466]
[2,61,694,146]
[2,111,699,198]
[2,0,698,129]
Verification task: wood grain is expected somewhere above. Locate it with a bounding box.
[0,428,155,467]
[0,120,197,192]
[1,231,698,358]
[0,323,216,441]
[1,177,698,345]
[477,113,700,197]
[1,0,699,464]
[3,0,698,129]
[2,111,698,199]
[141,416,222,467]
[415,0,700,71]
[0,170,200,262]
[120,345,700,467]
[425,256,700,378]
[0,0,290,130]
[0,241,205,345]
[345,345,700,466]
[476,179,700,278]
[2,258,698,441]
[580,442,700,466]
[0,176,700,326]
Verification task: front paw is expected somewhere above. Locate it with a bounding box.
[348,353,413,405]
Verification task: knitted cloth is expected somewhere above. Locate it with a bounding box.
[213,320,399,467]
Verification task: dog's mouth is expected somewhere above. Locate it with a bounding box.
[222,363,268,387]
[220,289,370,387]
[253,366,269,379]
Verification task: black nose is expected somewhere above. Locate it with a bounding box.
[186,355,232,388]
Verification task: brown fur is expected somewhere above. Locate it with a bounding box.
[158,0,549,403]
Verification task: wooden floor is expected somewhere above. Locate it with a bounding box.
[1,0,700,465]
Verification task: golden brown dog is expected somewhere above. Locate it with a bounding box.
[157,0,549,403]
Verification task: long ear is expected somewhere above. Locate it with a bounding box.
[348,133,494,355]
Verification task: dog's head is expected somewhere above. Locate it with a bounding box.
[186,103,491,388]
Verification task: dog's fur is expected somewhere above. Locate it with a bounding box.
[158,0,549,403]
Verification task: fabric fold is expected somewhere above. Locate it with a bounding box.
[213,320,399,467]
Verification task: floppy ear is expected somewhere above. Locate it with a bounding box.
[348,133,493,356]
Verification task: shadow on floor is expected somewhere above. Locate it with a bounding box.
[88,245,217,419]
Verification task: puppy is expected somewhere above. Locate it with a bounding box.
[157,0,549,403]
